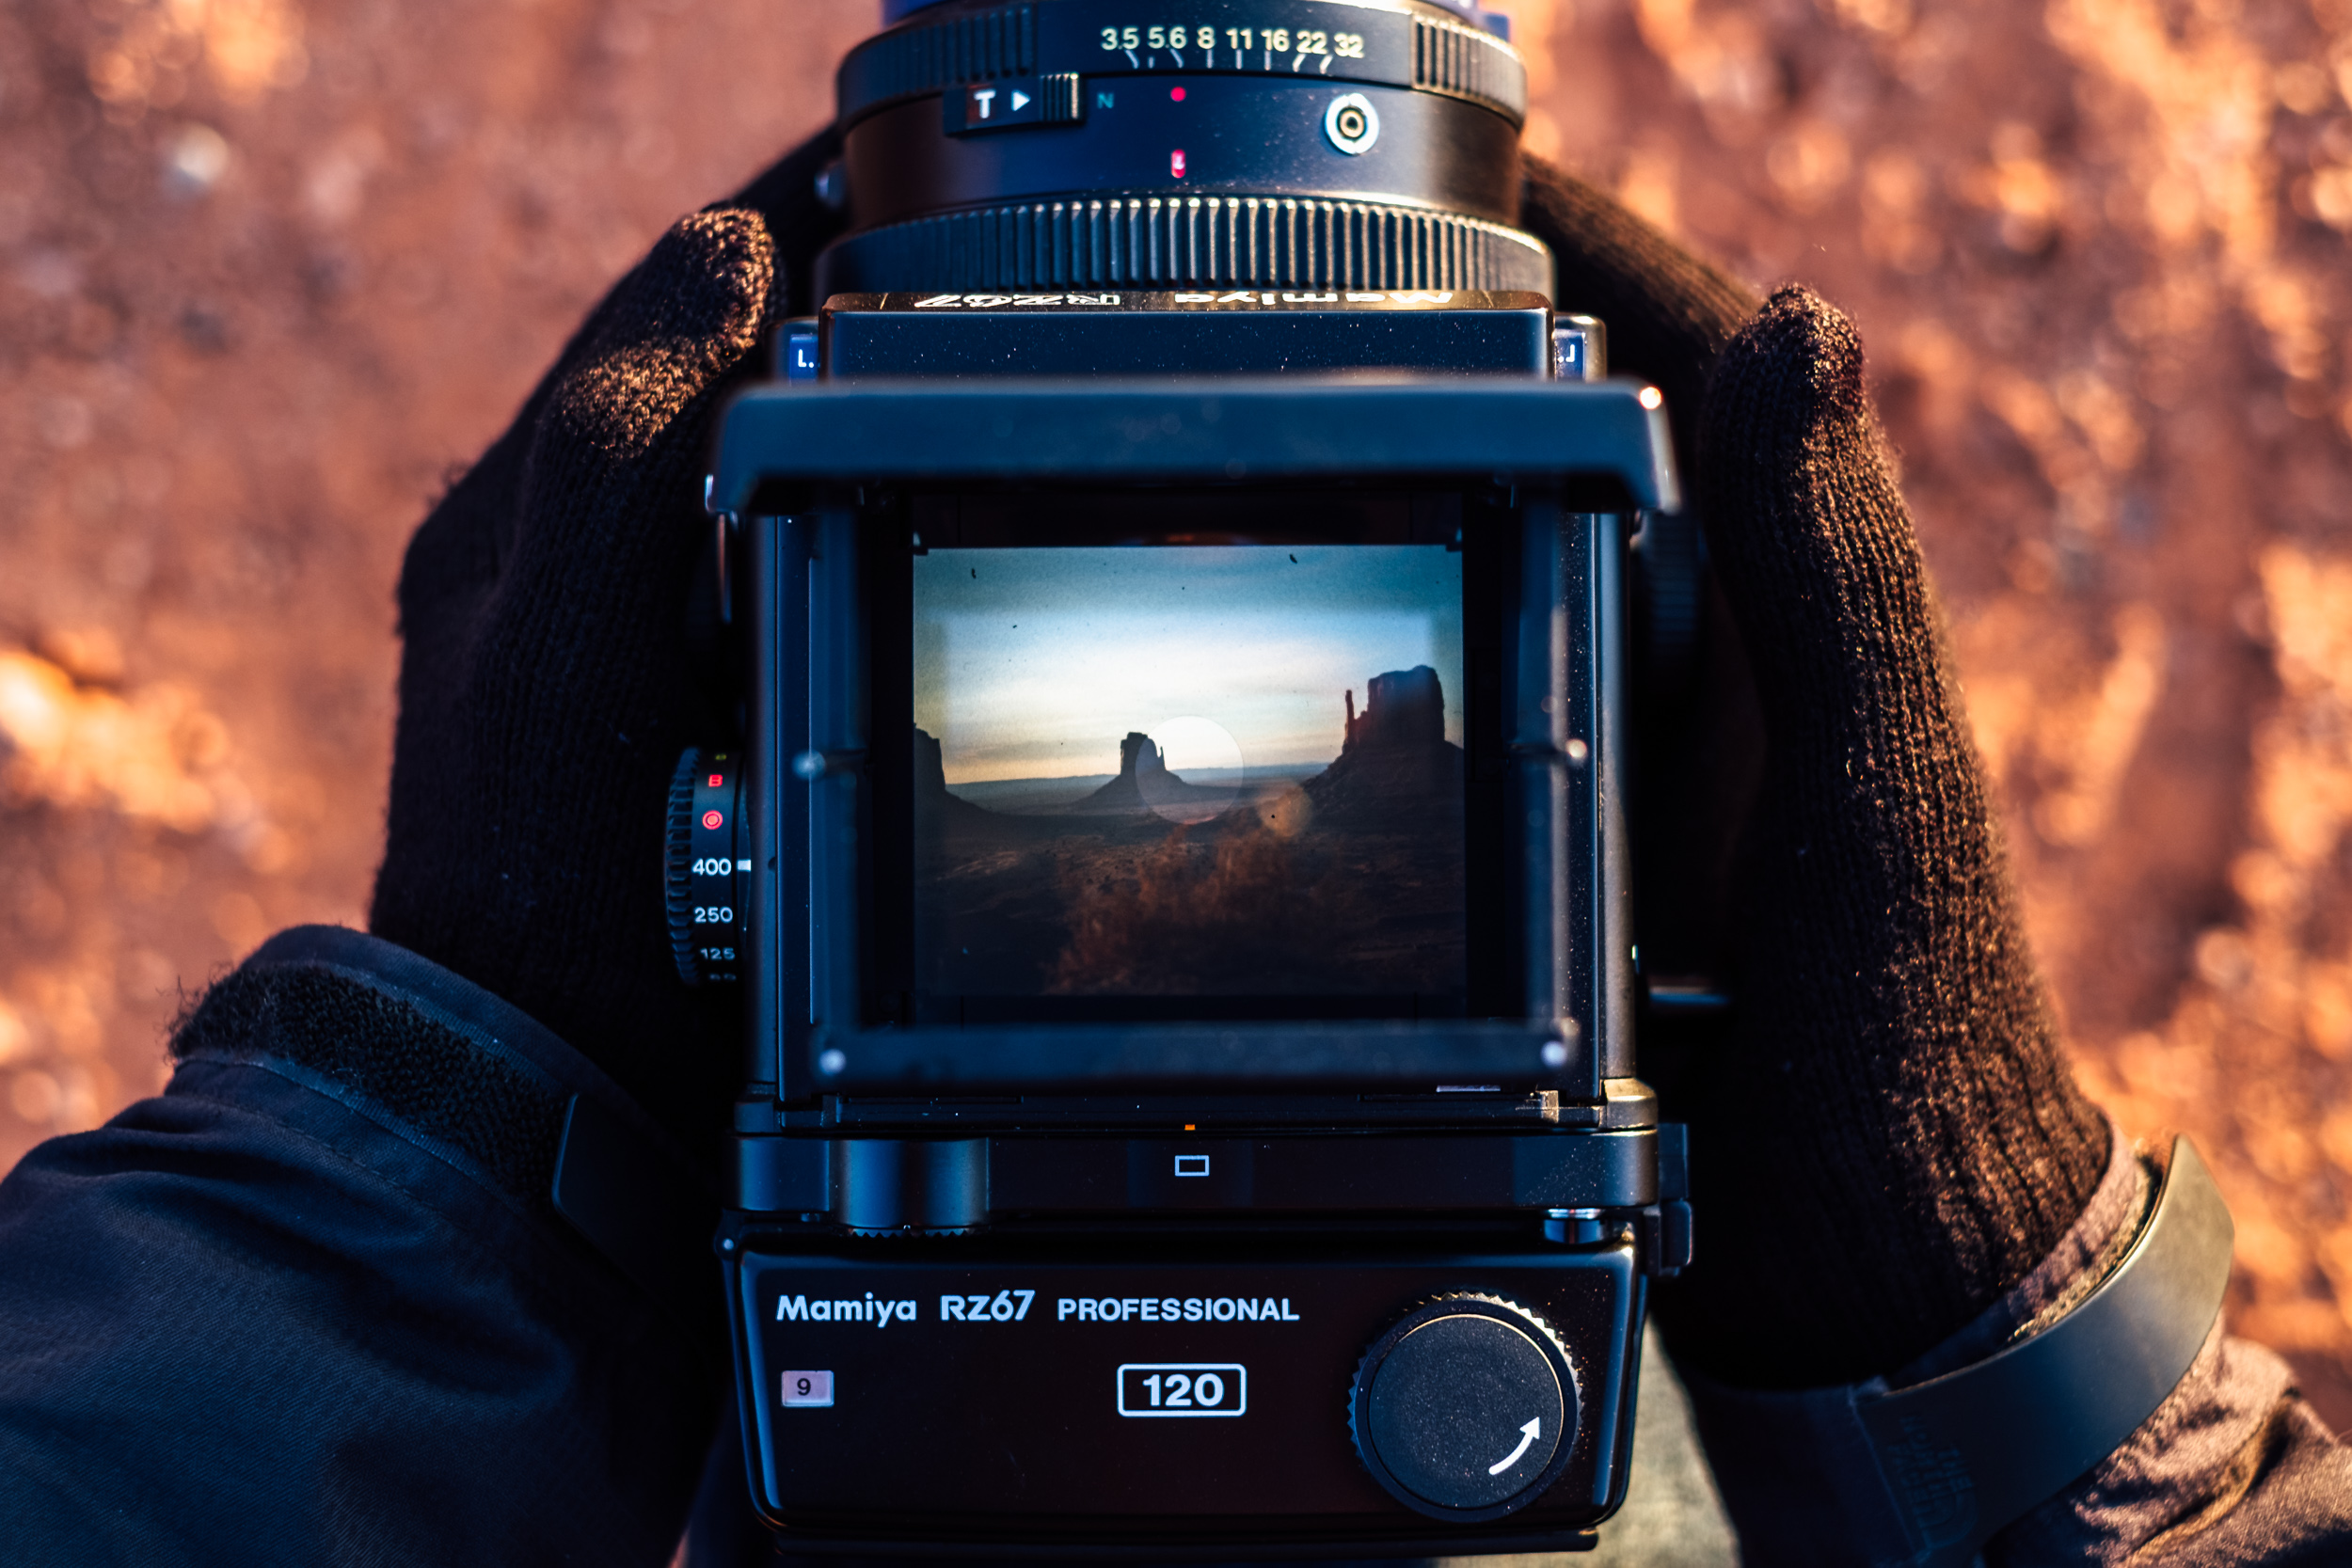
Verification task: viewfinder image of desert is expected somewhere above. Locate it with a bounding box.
[913,546,1466,1000]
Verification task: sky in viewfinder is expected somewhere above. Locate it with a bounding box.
[914,546,1463,784]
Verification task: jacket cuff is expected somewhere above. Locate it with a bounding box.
[170,924,693,1232]
[1677,1122,2286,1564]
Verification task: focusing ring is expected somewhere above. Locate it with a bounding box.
[817,192,1553,294]
[839,2,1037,125]
[837,0,1526,129]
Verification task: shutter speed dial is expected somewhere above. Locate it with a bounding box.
[666,748,745,986]
[1348,1293,1581,1522]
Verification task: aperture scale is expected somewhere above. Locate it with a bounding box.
[821,0,1549,295]
[837,0,1527,129]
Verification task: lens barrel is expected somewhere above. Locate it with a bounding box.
[818,0,1552,295]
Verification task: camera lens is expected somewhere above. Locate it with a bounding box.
[817,0,1552,295]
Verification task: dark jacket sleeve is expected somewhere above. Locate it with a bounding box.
[1680,1123,2352,1565]
[0,926,722,1568]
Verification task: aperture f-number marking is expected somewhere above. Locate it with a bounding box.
[1099,22,1364,70]
[1100,24,1214,51]
[1118,1362,1248,1418]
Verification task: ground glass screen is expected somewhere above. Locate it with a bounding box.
[912,546,1467,1000]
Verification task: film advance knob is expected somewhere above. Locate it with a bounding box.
[1348,1295,1580,1521]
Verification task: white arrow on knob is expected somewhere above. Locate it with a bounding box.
[1487,1417,1541,1476]
[1010,89,1031,111]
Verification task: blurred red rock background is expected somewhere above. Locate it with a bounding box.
[3,0,2348,1424]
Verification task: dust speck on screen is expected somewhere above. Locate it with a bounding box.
[912,546,1466,1005]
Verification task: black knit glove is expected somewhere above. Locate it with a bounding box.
[369,135,2107,1384]
[1520,162,2111,1387]
[367,135,842,1152]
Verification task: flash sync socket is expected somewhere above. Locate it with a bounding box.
[1325,92,1380,154]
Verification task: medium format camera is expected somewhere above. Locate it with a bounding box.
[677,0,1694,1554]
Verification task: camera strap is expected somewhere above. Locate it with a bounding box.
[1681,1133,2234,1568]
[551,1090,721,1330]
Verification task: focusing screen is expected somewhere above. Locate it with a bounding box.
[913,545,1466,1003]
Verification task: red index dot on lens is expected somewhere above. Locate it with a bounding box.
[1171,149,1186,177]
[1170,87,1185,101]
[702,810,723,830]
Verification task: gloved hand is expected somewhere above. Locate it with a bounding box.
[371,123,2109,1383]
[367,135,842,1152]
[1519,158,2110,1386]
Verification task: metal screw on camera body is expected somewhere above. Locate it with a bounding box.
[1325,93,1379,155]
[814,159,848,212]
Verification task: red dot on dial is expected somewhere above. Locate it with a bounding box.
[702,810,723,830]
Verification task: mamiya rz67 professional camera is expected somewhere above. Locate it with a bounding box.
[676,0,1694,1554]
